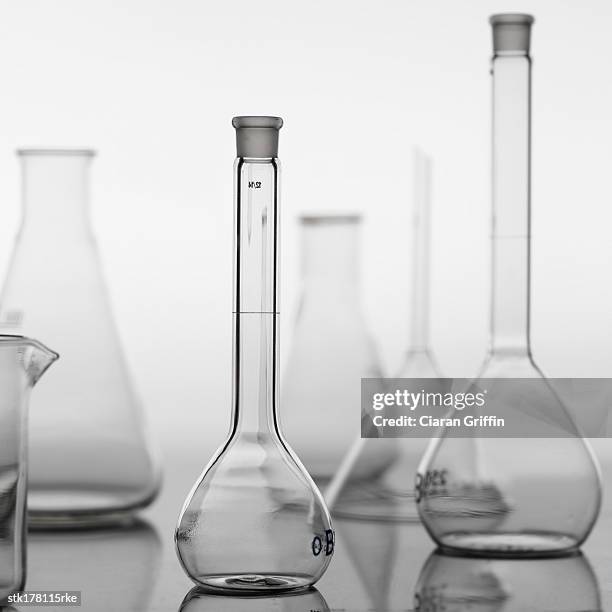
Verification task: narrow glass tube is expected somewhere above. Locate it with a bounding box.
[411,148,433,353]
[489,30,531,356]
[232,154,281,437]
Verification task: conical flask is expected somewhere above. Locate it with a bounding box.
[176,117,334,594]
[416,15,602,556]
[282,214,389,484]
[325,149,440,522]
[0,149,160,526]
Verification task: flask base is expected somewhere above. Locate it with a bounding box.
[438,531,580,558]
[27,487,159,529]
[187,573,314,595]
[330,481,421,523]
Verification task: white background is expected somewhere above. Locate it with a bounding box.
[0,0,610,464]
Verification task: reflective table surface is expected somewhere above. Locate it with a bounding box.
[24,444,612,611]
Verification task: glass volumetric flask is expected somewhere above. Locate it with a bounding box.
[416,15,602,556]
[0,150,160,526]
[176,117,334,594]
[325,149,440,522]
[282,214,388,484]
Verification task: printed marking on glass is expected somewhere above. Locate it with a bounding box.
[248,181,262,189]
[415,469,448,503]
[311,529,334,557]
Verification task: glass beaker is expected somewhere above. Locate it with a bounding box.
[0,149,160,526]
[176,117,334,594]
[414,550,601,611]
[282,214,387,484]
[416,15,602,556]
[0,335,57,602]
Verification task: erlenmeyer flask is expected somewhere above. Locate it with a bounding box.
[416,15,602,556]
[325,149,440,522]
[0,149,160,526]
[176,117,334,594]
[282,214,389,484]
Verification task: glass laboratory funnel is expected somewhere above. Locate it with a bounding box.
[415,550,601,611]
[0,335,57,602]
[176,117,334,594]
[179,587,330,612]
[0,150,160,526]
[416,15,602,556]
[282,214,388,484]
[325,149,440,522]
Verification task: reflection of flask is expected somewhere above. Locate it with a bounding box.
[176,117,333,594]
[415,550,601,612]
[282,214,385,483]
[417,15,602,556]
[0,150,160,526]
[28,520,161,610]
[179,587,330,612]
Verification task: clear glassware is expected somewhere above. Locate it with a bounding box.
[0,335,57,602]
[324,149,440,522]
[178,587,330,612]
[398,149,441,380]
[415,550,601,611]
[28,520,161,610]
[391,149,443,521]
[0,149,160,526]
[416,15,602,556]
[176,117,334,594]
[281,213,388,484]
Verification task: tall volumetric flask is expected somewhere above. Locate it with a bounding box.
[282,214,386,484]
[0,150,160,526]
[176,117,334,594]
[416,15,602,556]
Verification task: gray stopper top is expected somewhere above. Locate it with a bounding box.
[490,13,534,54]
[232,116,283,158]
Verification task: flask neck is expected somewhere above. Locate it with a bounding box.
[231,158,281,436]
[300,217,360,298]
[410,150,432,352]
[18,151,94,238]
[489,51,532,357]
